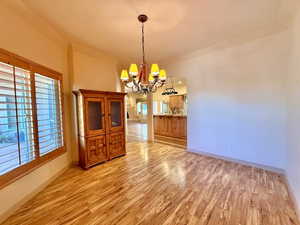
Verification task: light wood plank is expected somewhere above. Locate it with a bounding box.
[2,141,299,225]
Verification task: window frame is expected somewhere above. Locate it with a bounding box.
[0,48,66,189]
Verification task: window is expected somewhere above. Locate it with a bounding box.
[137,102,142,114]
[35,74,63,155]
[162,102,169,114]
[0,49,65,188]
[153,101,158,114]
[141,103,147,116]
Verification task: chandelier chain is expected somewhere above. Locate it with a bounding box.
[142,23,145,64]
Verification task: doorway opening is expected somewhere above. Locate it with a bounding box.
[126,93,148,142]
[153,78,187,147]
[125,77,187,147]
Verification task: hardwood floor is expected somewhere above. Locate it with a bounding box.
[127,121,148,143]
[2,142,299,225]
[127,120,186,147]
[154,134,187,147]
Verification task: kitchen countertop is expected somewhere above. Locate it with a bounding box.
[153,114,187,117]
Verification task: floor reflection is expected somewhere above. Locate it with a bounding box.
[3,141,297,225]
[126,120,186,148]
[127,120,148,142]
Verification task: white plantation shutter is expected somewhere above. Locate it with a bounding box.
[35,73,63,156]
[0,62,35,175]
[0,49,65,186]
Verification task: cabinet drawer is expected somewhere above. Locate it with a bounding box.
[108,132,125,159]
[86,135,108,167]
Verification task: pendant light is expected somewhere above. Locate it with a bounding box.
[120,14,167,94]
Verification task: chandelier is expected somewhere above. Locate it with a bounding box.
[162,78,178,95]
[120,14,167,94]
[162,87,178,96]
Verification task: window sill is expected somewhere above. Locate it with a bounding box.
[0,147,66,190]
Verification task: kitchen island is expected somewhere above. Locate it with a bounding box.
[153,115,187,145]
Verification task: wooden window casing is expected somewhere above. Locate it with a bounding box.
[0,48,66,189]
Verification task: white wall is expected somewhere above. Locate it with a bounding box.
[72,45,120,92]
[162,30,291,170]
[286,11,300,214]
[0,2,72,222]
[0,2,123,221]
[1,0,299,220]
[70,45,121,162]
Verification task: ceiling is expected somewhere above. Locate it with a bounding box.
[4,0,299,63]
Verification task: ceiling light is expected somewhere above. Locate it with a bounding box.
[162,87,178,96]
[162,79,178,96]
[120,14,166,94]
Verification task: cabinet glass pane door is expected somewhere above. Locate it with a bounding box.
[111,101,121,127]
[88,101,103,130]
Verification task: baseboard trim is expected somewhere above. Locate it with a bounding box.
[154,135,187,147]
[283,174,300,220]
[154,140,186,148]
[0,163,72,224]
[187,148,284,174]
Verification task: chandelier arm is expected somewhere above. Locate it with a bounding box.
[124,82,132,89]
[151,85,157,93]
[124,81,136,90]
[156,81,164,88]
[132,78,136,86]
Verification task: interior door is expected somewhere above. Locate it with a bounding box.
[85,97,105,136]
[107,98,124,133]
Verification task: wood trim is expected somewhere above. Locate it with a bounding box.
[0,48,66,190]
[59,79,67,149]
[0,48,62,77]
[75,89,127,96]
[0,147,66,189]
[188,148,285,174]
[11,58,30,71]
[30,69,40,158]
[32,65,62,81]
[0,50,11,64]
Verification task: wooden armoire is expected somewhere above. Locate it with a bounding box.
[73,89,126,169]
